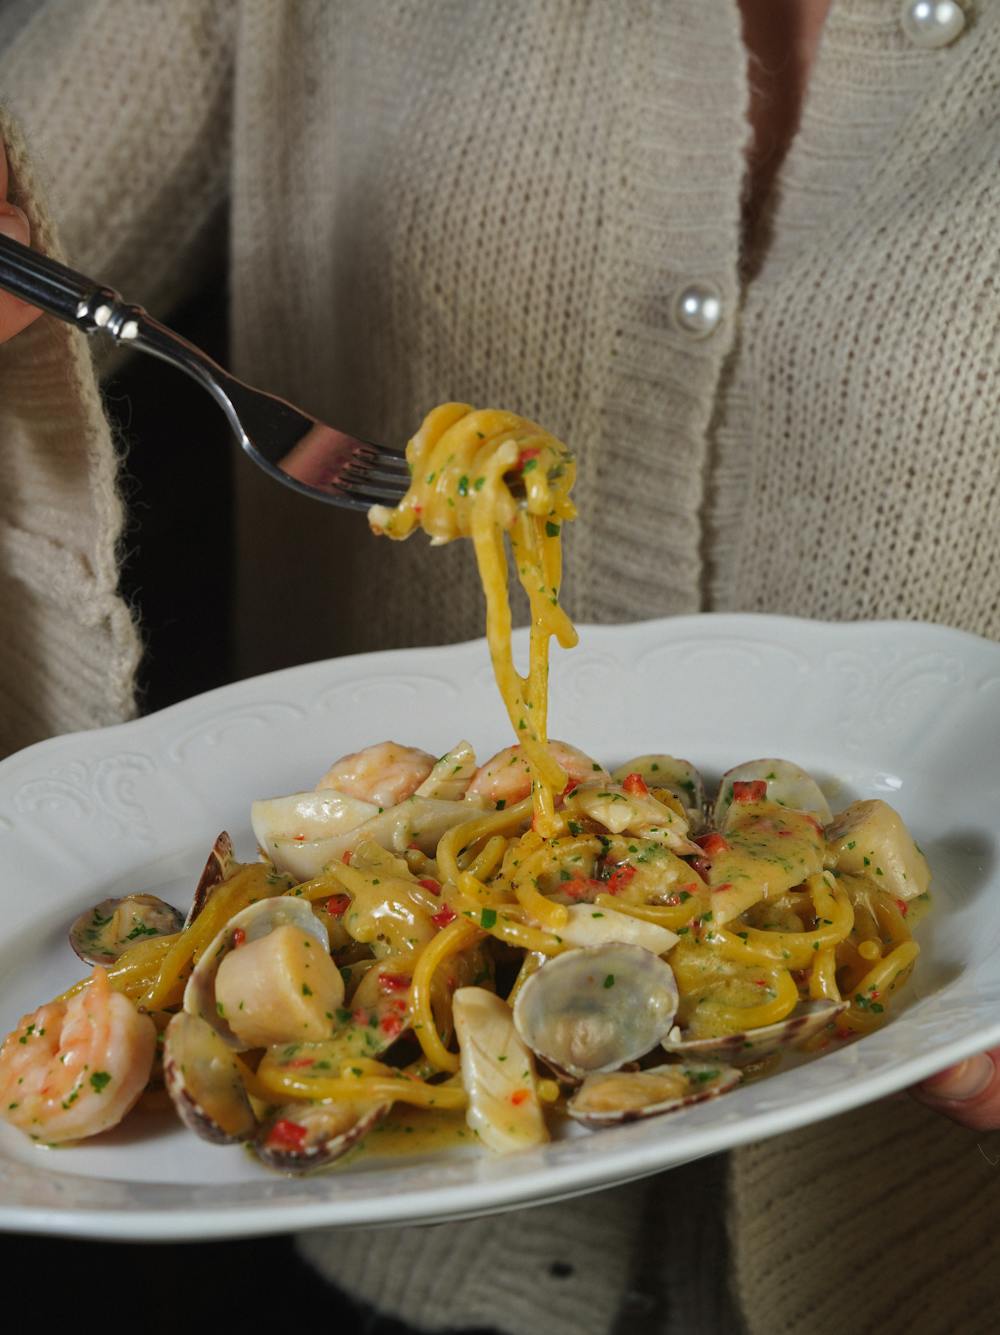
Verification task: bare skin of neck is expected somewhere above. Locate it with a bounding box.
[739,0,833,260]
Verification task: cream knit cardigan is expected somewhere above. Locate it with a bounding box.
[2,2,999,1332]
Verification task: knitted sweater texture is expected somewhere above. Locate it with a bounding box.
[1,2,999,1332]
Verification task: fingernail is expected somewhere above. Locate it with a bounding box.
[0,204,30,244]
[921,1054,995,1102]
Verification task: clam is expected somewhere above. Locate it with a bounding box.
[713,759,831,830]
[611,756,706,831]
[414,741,479,801]
[69,893,184,967]
[255,1099,389,1173]
[162,1011,256,1144]
[185,831,235,928]
[184,896,337,1050]
[567,1061,740,1127]
[512,943,679,1079]
[661,999,847,1067]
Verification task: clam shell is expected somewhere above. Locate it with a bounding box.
[69,894,184,967]
[611,756,706,831]
[162,1011,256,1144]
[184,831,235,929]
[567,1061,740,1126]
[255,1099,389,1173]
[512,943,679,1079]
[661,999,847,1066]
[714,759,831,829]
[183,895,330,1050]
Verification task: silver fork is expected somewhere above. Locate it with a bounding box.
[0,233,409,511]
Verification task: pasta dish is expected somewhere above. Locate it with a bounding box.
[0,405,928,1170]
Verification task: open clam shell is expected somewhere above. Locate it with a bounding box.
[255,1099,389,1173]
[567,1061,740,1126]
[184,831,235,929]
[512,943,679,1080]
[661,999,848,1066]
[70,894,184,967]
[162,1011,257,1145]
[611,756,706,832]
[714,759,831,829]
[184,896,331,1050]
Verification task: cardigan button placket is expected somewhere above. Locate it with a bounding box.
[672,281,724,339]
[900,0,966,49]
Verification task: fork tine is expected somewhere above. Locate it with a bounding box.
[340,472,408,503]
[355,447,409,474]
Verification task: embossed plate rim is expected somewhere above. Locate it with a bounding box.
[2,613,999,1240]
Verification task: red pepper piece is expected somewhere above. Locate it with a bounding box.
[267,1118,308,1151]
[378,972,411,994]
[510,1088,529,1106]
[732,779,767,804]
[380,1013,403,1037]
[326,894,350,917]
[694,833,731,858]
[232,927,246,948]
[607,863,637,895]
[418,877,442,896]
[895,899,909,917]
[518,446,541,467]
[622,772,649,796]
[341,849,352,865]
[562,779,579,797]
[564,878,602,901]
[287,1056,314,1069]
[432,904,457,929]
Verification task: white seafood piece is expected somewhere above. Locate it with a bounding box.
[255,1099,389,1173]
[252,790,378,878]
[661,999,847,1067]
[415,741,480,801]
[316,741,436,806]
[512,943,679,1079]
[567,1061,740,1127]
[714,759,831,830]
[282,797,482,872]
[162,1011,256,1145]
[184,897,333,1050]
[185,832,235,928]
[69,894,184,967]
[826,799,930,900]
[453,987,548,1154]
[553,904,678,955]
[611,756,706,832]
[563,780,697,854]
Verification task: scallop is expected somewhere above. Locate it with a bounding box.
[162,1011,256,1145]
[183,896,332,1050]
[255,1099,389,1173]
[567,1061,740,1126]
[713,759,831,830]
[512,943,679,1079]
[611,756,706,831]
[185,831,235,928]
[69,894,184,967]
[661,999,847,1067]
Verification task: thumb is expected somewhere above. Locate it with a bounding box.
[0,204,42,342]
[912,1051,1000,1131]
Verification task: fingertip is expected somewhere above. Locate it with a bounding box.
[0,205,42,342]
[912,1053,1000,1130]
[0,202,30,246]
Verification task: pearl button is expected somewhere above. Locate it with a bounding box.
[901,0,966,49]
[672,282,723,339]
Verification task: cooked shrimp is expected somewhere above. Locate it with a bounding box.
[0,966,156,1144]
[466,741,606,806]
[316,741,436,807]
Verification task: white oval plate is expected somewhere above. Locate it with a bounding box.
[1,614,999,1240]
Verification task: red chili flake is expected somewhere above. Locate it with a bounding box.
[287,1057,314,1069]
[341,849,352,865]
[564,878,601,901]
[607,863,637,895]
[267,1119,308,1151]
[380,1013,403,1037]
[418,877,441,896]
[562,779,579,797]
[732,780,767,804]
[753,979,769,989]
[432,904,458,929]
[510,1088,529,1106]
[870,989,881,999]
[378,972,411,994]
[352,1007,369,1025]
[695,833,731,857]
[407,842,421,851]
[714,882,733,893]
[412,503,423,517]
[293,834,306,843]
[518,447,541,466]
[777,830,793,838]
[895,899,909,917]
[232,927,246,948]
[622,772,649,796]
[391,998,408,1013]
[326,894,350,917]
